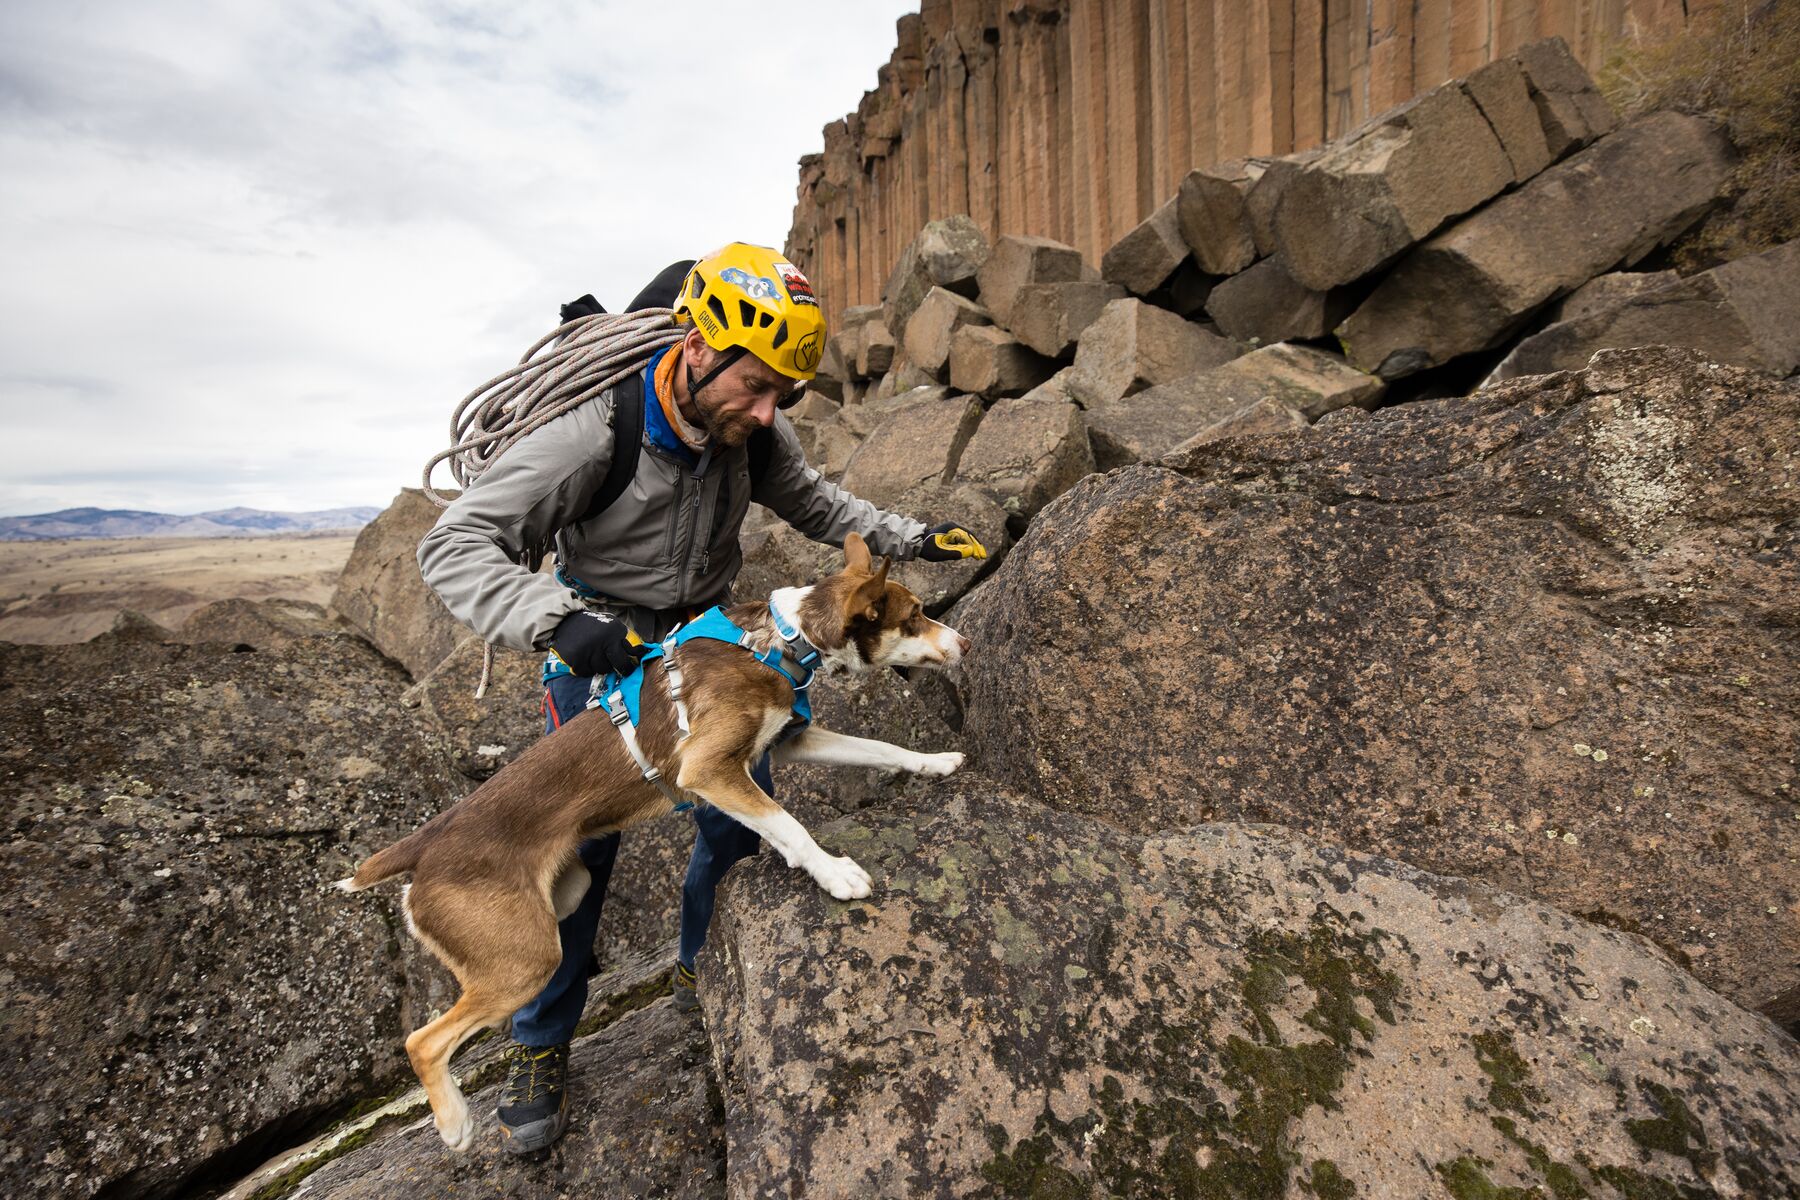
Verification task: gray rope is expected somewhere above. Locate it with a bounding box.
[421,307,685,506]
[420,307,687,699]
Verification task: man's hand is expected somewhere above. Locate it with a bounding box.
[917,521,988,562]
[550,611,648,679]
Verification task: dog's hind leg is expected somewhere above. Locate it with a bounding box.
[405,989,519,1151]
[402,887,563,1151]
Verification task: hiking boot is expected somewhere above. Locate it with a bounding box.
[672,960,700,1013]
[497,1041,570,1154]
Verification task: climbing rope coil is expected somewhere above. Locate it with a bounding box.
[420,308,686,697]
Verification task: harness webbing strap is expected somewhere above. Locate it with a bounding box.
[603,684,694,814]
[587,603,821,816]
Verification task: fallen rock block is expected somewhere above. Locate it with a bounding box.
[1066,298,1242,408]
[1245,146,1321,257]
[954,392,1094,520]
[857,319,896,377]
[872,355,936,402]
[1203,255,1351,344]
[840,389,985,507]
[902,287,993,381]
[1006,280,1129,358]
[948,323,1057,398]
[881,215,990,341]
[1553,269,1681,323]
[1177,158,1263,276]
[1274,79,1515,291]
[706,784,1800,1200]
[1338,111,1734,378]
[1462,56,1552,182]
[1162,396,1310,458]
[976,234,1088,329]
[1516,35,1617,158]
[1085,342,1380,469]
[1101,194,1188,295]
[1490,239,1800,382]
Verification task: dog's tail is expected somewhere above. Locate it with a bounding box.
[332,832,426,894]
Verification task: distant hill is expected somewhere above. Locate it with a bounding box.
[0,506,381,541]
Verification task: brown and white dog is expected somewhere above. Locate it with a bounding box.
[335,533,968,1150]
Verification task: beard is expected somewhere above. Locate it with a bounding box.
[693,389,759,447]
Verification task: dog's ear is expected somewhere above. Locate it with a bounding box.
[843,532,872,576]
[843,556,890,623]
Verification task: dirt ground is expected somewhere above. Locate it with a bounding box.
[0,533,359,644]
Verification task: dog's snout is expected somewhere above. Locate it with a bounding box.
[955,633,971,657]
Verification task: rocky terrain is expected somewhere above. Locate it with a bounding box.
[4,19,1798,1200]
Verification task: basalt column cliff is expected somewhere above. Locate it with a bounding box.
[785,0,1706,326]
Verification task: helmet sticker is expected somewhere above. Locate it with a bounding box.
[775,261,819,306]
[794,329,822,372]
[720,266,781,302]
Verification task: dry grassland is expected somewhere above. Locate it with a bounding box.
[0,533,358,644]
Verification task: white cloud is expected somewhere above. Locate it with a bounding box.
[0,0,915,515]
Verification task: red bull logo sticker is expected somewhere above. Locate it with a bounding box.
[775,261,819,307]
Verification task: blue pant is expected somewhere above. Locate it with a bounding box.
[511,672,764,1046]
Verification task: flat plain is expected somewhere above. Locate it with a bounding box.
[0,533,358,644]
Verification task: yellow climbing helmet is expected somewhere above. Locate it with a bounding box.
[673,243,827,381]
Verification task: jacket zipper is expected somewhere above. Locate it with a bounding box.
[687,446,713,583]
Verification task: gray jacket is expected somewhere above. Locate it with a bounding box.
[417,386,926,651]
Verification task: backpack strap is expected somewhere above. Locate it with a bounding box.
[580,370,645,526]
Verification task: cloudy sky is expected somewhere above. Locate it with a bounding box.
[0,1,915,517]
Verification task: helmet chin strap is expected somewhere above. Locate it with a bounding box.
[685,344,748,404]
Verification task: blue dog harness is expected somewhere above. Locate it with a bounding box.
[588,603,822,812]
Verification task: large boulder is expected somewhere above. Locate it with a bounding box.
[947,324,1057,399]
[1490,239,1800,382]
[881,215,991,343]
[1101,194,1189,296]
[954,393,1095,522]
[1272,79,1515,291]
[902,287,994,382]
[1162,396,1311,457]
[1203,256,1353,345]
[1083,343,1381,469]
[1006,280,1128,359]
[1176,158,1264,276]
[331,487,462,680]
[1065,298,1242,409]
[952,348,1800,1024]
[975,234,1088,329]
[1462,56,1553,183]
[1515,35,1618,158]
[0,618,466,1199]
[1338,111,1735,378]
[840,391,985,509]
[703,783,1800,1199]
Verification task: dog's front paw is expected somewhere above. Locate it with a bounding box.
[913,750,965,778]
[811,854,873,901]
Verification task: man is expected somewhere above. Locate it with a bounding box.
[416,242,982,1153]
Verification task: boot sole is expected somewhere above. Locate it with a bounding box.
[499,1095,570,1155]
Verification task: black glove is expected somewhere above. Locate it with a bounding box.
[917,521,989,562]
[550,610,647,679]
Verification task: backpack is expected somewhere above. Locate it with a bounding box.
[571,261,777,526]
